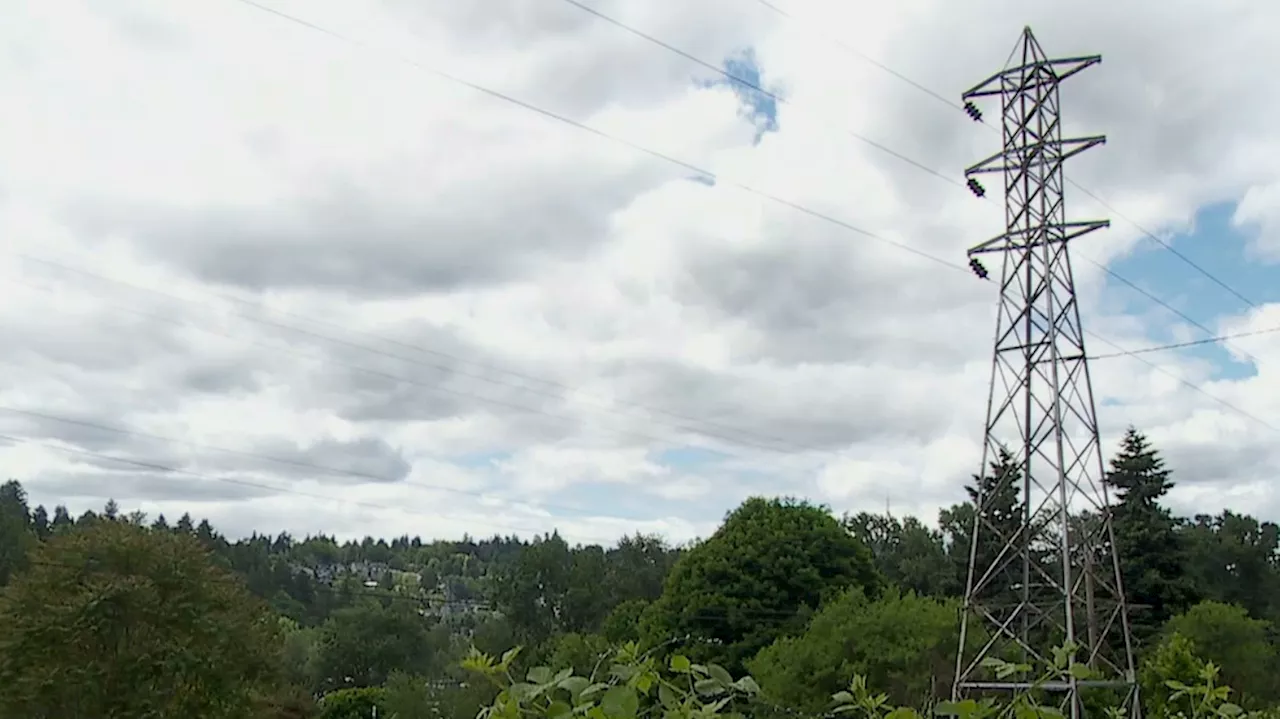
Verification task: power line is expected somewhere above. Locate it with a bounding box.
[1082,333,1278,432]
[0,432,624,543]
[1085,259,1264,368]
[1066,181,1260,308]
[554,0,1267,371]
[556,0,962,188]
[15,253,823,456]
[756,0,1262,310]
[14,268,926,477]
[23,0,1263,462]
[0,405,610,520]
[1090,324,1280,361]
[11,274,820,466]
[747,0,963,113]
[224,0,968,274]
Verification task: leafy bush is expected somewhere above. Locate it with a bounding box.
[464,641,1280,719]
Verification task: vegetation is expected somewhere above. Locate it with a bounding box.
[0,428,1277,717]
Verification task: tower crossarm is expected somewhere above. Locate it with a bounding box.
[963,55,1102,99]
[967,220,1110,255]
[965,136,1107,176]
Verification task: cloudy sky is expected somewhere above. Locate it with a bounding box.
[1,0,1277,545]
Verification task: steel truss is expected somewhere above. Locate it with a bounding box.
[953,27,1139,719]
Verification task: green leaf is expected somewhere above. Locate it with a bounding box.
[694,678,723,696]
[690,663,710,677]
[1068,663,1092,680]
[658,682,679,708]
[934,699,982,718]
[886,709,923,719]
[706,664,733,687]
[1217,703,1244,717]
[502,646,523,667]
[549,700,574,719]
[669,655,692,673]
[528,666,553,684]
[832,691,855,705]
[581,683,610,699]
[731,676,760,695]
[601,686,639,719]
[559,676,590,698]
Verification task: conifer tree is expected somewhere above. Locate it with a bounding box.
[1104,427,1199,639]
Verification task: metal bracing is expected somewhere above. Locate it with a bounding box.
[953,27,1139,718]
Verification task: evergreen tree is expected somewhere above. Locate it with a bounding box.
[939,446,1025,601]
[30,505,50,541]
[1104,427,1199,640]
[0,480,35,586]
[50,505,74,534]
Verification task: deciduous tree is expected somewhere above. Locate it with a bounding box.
[642,497,882,673]
[0,519,284,717]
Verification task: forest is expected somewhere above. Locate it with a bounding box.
[0,428,1277,718]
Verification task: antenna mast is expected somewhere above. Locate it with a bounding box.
[954,27,1138,718]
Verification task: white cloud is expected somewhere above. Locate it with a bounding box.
[0,0,1278,545]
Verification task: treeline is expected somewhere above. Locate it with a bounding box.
[0,427,1277,718]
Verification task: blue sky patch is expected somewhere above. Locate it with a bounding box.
[1102,202,1276,380]
[699,48,780,144]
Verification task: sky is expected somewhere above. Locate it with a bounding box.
[0,0,1278,545]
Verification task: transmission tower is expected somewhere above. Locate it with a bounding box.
[953,27,1138,717]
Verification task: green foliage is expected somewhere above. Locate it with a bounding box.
[547,632,613,678]
[1141,633,1210,719]
[749,588,974,710]
[1183,513,1280,624]
[602,599,649,644]
[937,448,1028,610]
[0,465,1278,719]
[462,642,761,719]
[845,513,959,598]
[493,532,612,644]
[0,519,285,717]
[318,686,386,719]
[1104,428,1200,637]
[643,497,883,672]
[382,671,437,718]
[0,480,35,587]
[1164,602,1277,706]
[312,599,449,691]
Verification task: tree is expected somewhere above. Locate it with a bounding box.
[1163,601,1277,707]
[642,497,882,673]
[0,519,285,717]
[312,599,446,691]
[845,512,958,597]
[50,504,74,534]
[1139,633,1209,719]
[938,448,1026,608]
[30,505,50,541]
[317,687,386,719]
[0,480,34,587]
[492,532,577,644]
[605,533,678,605]
[1184,511,1280,623]
[1104,428,1199,637]
[749,589,973,710]
[381,672,436,719]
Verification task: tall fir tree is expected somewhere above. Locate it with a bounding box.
[1104,427,1199,640]
[940,446,1028,613]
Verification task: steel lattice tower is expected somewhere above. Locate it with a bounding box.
[952,27,1138,717]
